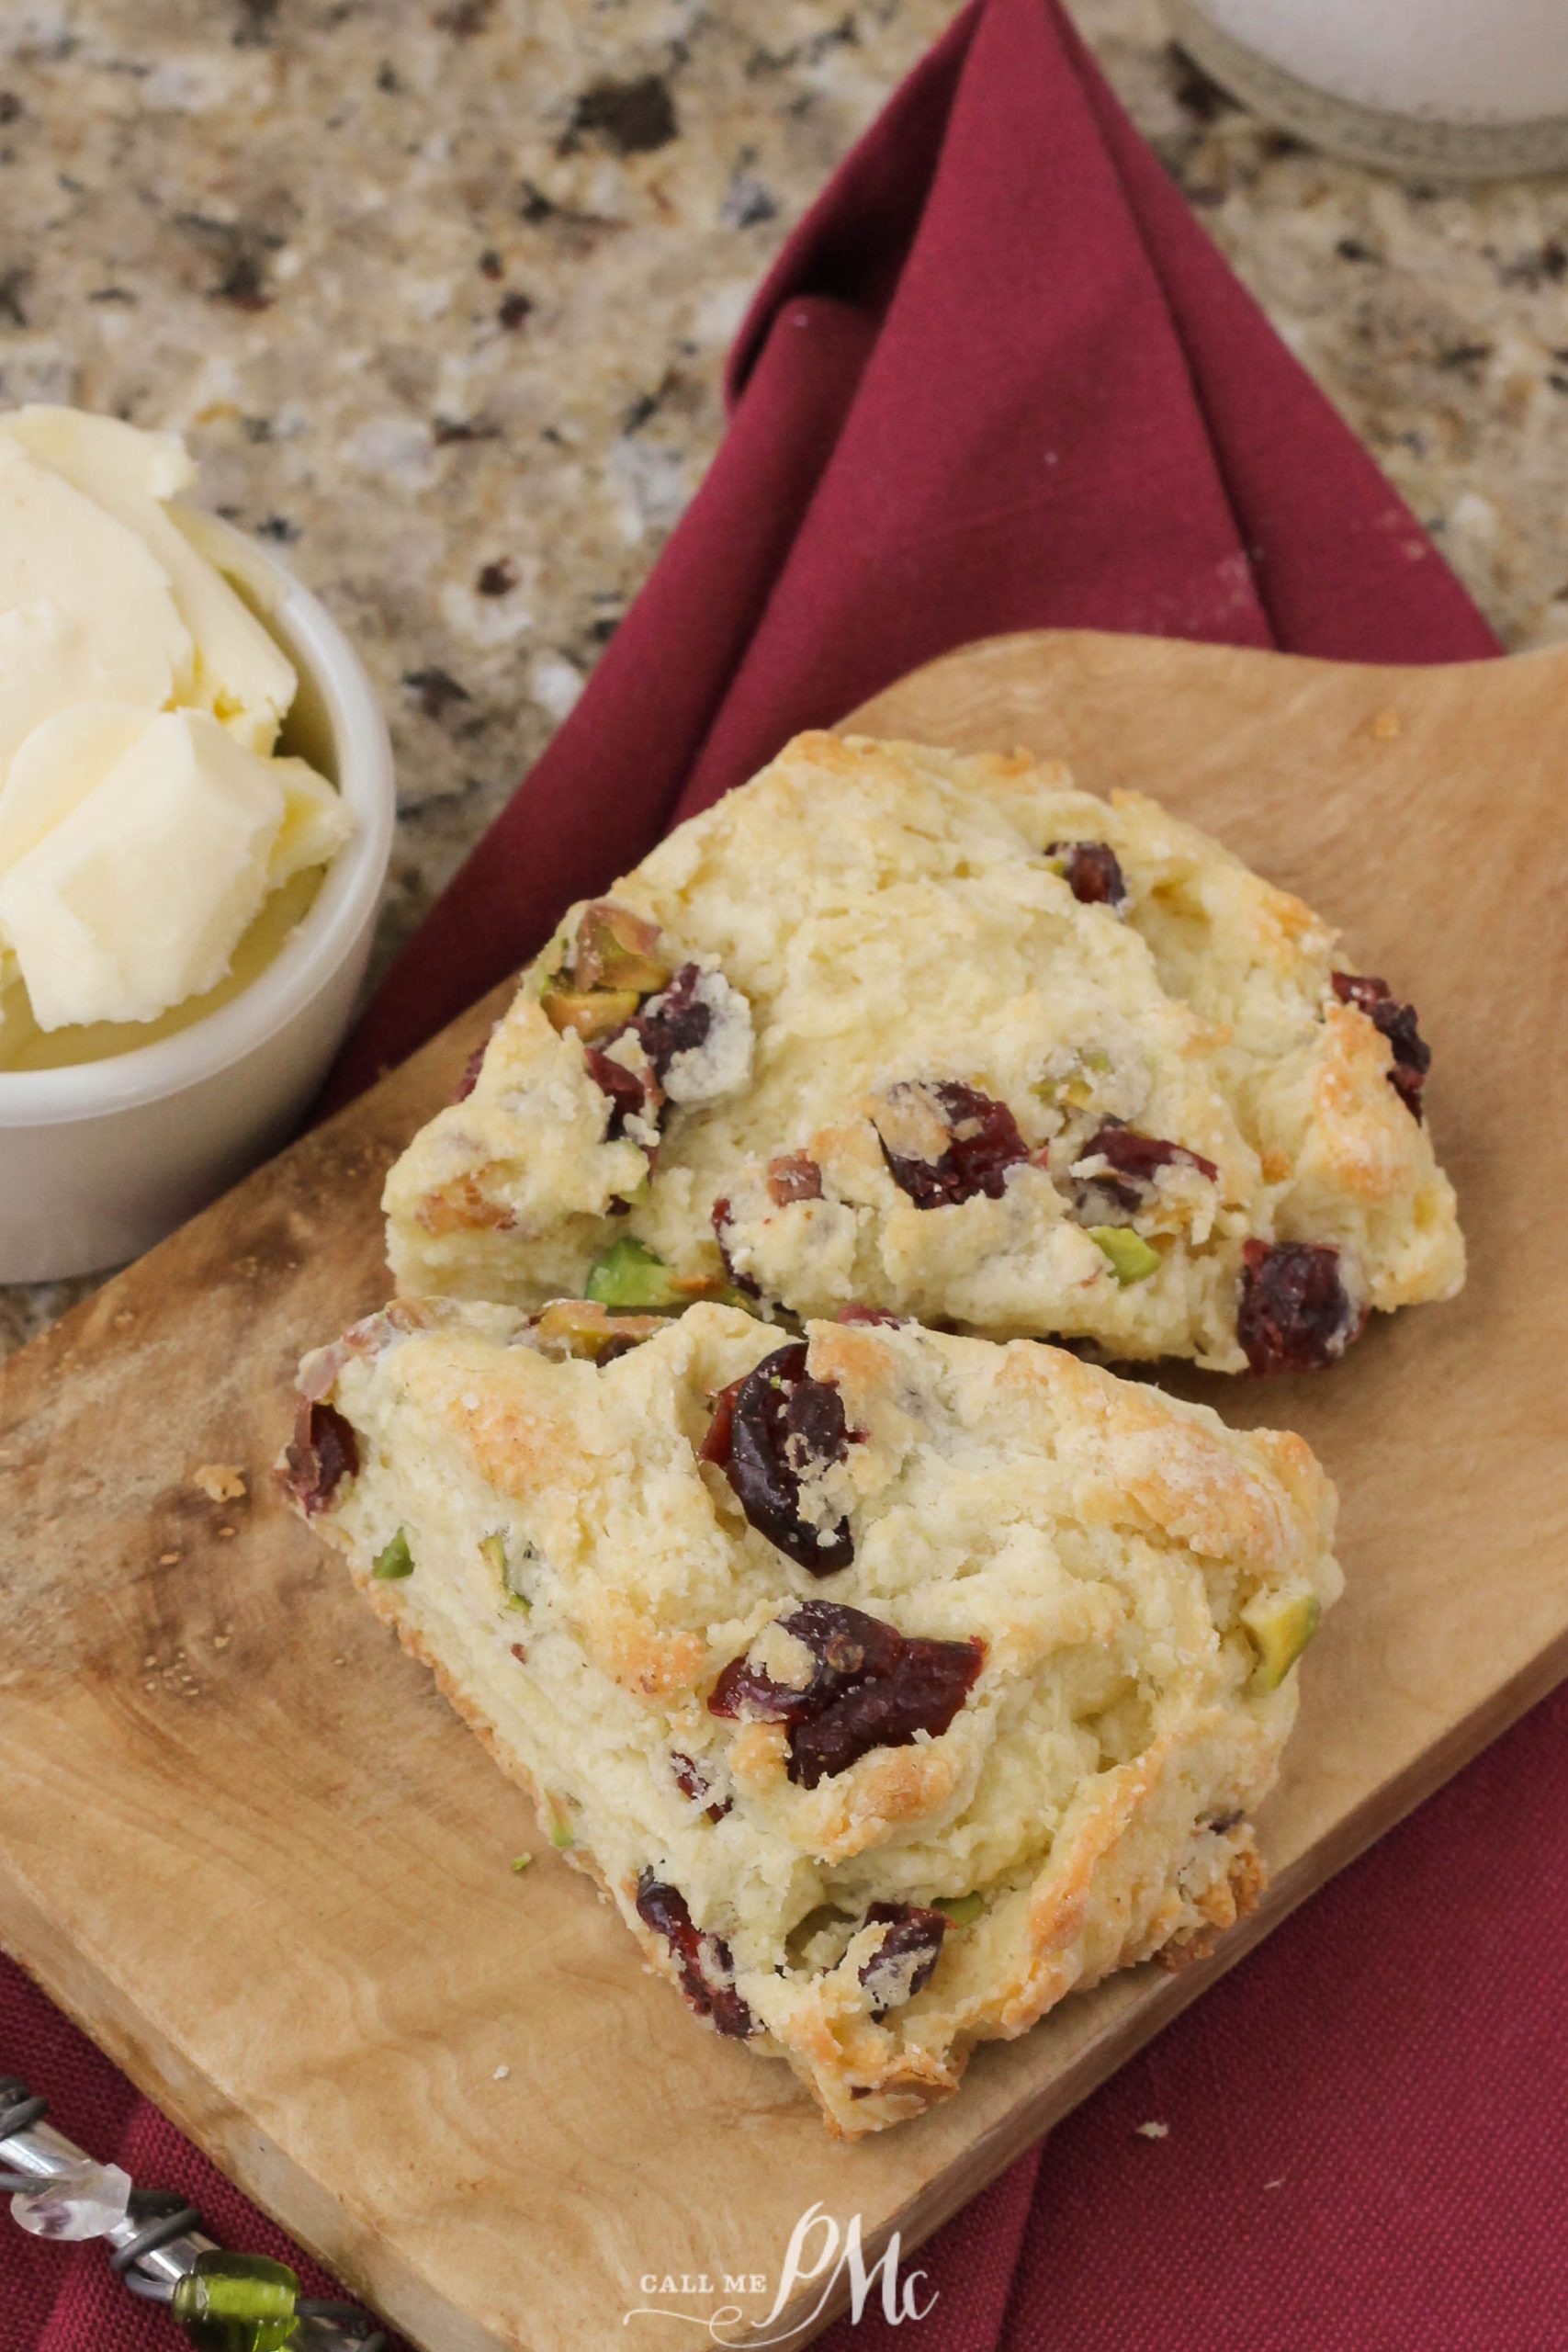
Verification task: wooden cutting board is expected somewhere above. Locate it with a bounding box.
[3,628,1564,2352]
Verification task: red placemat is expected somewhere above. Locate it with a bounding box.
[9,4,1553,2348]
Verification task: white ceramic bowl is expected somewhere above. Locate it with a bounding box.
[0,518,395,1283]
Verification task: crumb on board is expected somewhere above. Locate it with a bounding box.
[158,1551,180,1566]
[493,2064,511,2081]
[191,1463,247,1503]
[1134,2120,1169,2141]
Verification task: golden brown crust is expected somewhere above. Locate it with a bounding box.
[1156,1841,1267,1973]
[581,1591,707,1702]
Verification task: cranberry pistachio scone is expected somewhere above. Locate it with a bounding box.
[382,733,1461,1374]
[280,1297,1340,2134]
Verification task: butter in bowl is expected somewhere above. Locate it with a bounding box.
[0,407,394,1283]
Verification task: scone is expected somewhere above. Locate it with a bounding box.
[280,1297,1341,2133]
[382,734,1462,1374]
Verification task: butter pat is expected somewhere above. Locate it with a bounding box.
[0,707,351,1030]
[0,439,192,780]
[270,758,357,885]
[0,407,296,752]
[0,706,152,874]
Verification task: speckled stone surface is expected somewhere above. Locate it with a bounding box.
[1,0,1565,1353]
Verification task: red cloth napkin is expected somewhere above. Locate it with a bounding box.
[11,3,1555,2347]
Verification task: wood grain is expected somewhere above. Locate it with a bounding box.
[3,628,1563,2352]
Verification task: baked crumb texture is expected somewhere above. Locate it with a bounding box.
[283,1299,1341,2135]
[382,733,1463,1374]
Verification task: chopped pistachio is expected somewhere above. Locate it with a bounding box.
[573,901,672,994]
[535,1297,665,1358]
[510,1854,533,1875]
[481,1530,533,1612]
[585,1236,684,1311]
[541,985,640,1041]
[1241,1588,1322,1690]
[372,1528,414,1580]
[671,1270,737,1300]
[935,1892,984,1928]
[547,1816,575,1851]
[1089,1226,1161,1284]
[1034,1047,1113,1111]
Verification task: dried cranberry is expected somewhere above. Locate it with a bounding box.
[635,1871,754,2037]
[709,1598,985,1791]
[766,1151,823,1207]
[859,1902,949,2017]
[791,1641,984,1788]
[584,1044,656,1140]
[879,1081,1029,1210]
[709,1197,761,1301]
[709,1597,901,1723]
[700,1370,745,1465]
[1073,1118,1218,1212]
[1237,1238,1364,1374]
[636,963,711,1082]
[671,1751,731,1823]
[1330,972,1389,1016]
[710,1343,853,1573]
[281,1398,359,1516]
[1047,839,1127,910]
[452,1027,494,1102]
[1332,972,1430,1121]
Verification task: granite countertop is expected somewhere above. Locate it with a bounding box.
[2,0,1565,1353]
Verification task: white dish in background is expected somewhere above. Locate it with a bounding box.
[1163,0,1568,176]
[0,515,395,1283]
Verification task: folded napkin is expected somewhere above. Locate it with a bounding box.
[12,3,1546,2346]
